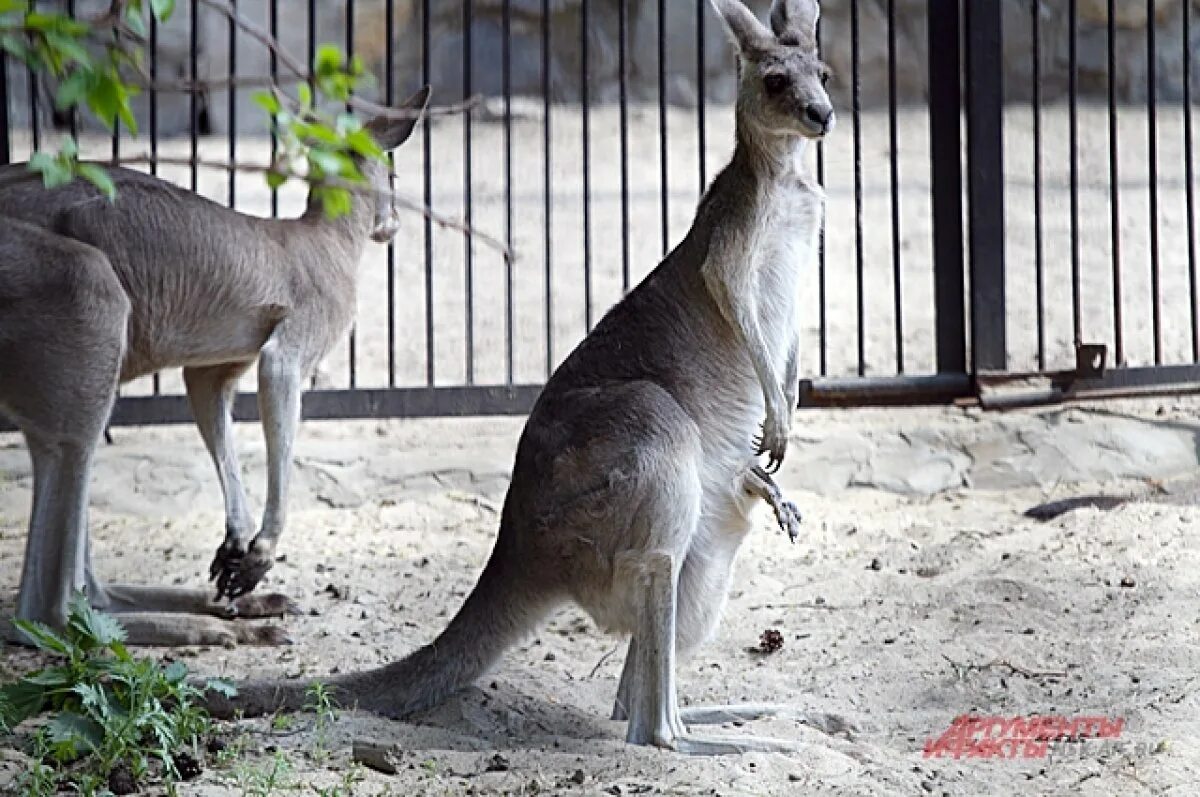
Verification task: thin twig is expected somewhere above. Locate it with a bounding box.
[195,0,450,121]
[942,654,1068,681]
[587,646,620,680]
[748,601,840,611]
[111,153,512,261]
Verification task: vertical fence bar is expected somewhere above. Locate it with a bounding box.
[816,15,827,377]
[581,0,593,331]
[1068,0,1081,345]
[1148,0,1162,363]
[69,0,79,143]
[965,0,1007,372]
[190,0,199,193]
[307,0,319,389]
[346,0,358,388]
[1032,0,1046,369]
[26,0,38,153]
[502,0,514,384]
[886,0,902,373]
[927,0,966,375]
[657,0,669,255]
[851,0,865,375]
[269,0,278,217]
[385,0,396,386]
[1107,0,1124,364]
[228,0,237,209]
[618,0,631,293]
[1,37,9,165]
[462,0,474,384]
[543,0,554,375]
[1187,0,1198,361]
[696,0,707,193]
[150,6,161,395]
[148,5,156,177]
[422,0,435,385]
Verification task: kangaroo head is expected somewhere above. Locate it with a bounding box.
[710,0,834,141]
[362,85,431,243]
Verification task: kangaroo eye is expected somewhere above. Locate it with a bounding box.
[763,74,790,95]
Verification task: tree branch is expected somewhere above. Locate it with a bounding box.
[112,153,512,262]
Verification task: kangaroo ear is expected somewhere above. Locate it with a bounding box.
[709,0,773,55]
[366,85,431,151]
[769,0,819,44]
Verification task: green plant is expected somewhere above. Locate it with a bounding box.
[0,0,386,217]
[311,763,365,797]
[234,749,294,797]
[0,594,235,793]
[303,680,338,758]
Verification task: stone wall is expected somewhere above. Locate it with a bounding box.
[5,0,1199,136]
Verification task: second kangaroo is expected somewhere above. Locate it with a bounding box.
[212,0,837,754]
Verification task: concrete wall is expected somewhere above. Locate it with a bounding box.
[5,0,1199,136]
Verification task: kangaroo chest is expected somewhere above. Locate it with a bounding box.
[749,179,823,373]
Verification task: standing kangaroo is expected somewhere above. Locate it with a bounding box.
[212,0,833,753]
[0,87,431,647]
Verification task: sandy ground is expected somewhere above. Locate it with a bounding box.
[4,398,1200,795]
[2,100,1199,793]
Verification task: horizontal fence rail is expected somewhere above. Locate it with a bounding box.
[1,0,1199,431]
[1001,0,1200,387]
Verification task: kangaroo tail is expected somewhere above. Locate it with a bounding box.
[205,538,547,720]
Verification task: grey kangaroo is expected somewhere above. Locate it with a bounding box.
[0,87,431,647]
[210,0,833,753]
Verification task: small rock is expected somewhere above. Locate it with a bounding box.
[486,753,510,772]
[868,558,882,571]
[544,652,556,662]
[107,764,137,796]
[757,629,785,654]
[789,773,803,782]
[174,751,203,781]
[1119,576,1136,588]
[570,769,586,785]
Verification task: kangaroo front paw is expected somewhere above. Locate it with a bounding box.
[754,414,789,473]
[212,540,274,601]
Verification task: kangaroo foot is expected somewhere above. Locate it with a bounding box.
[678,704,855,736]
[211,539,275,600]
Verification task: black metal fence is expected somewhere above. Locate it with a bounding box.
[1,0,1198,425]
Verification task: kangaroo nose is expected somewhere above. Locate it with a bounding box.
[805,103,834,131]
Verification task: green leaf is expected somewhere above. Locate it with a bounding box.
[252,90,281,115]
[46,711,104,759]
[314,43,344,76]
[0,679,49,729]
[85,72,121,129]
[10,619,70,655]
[162,661,188,685]
[54,69,90,110]
[265,169,288,190]
[346,128,383,160]
[317,186,352,218]
[76,162,116,201]
[21,667,73,689]
[66,594,127,650]
[123,4,148,38]
[204,678,237,699]
[150,0,175,22]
